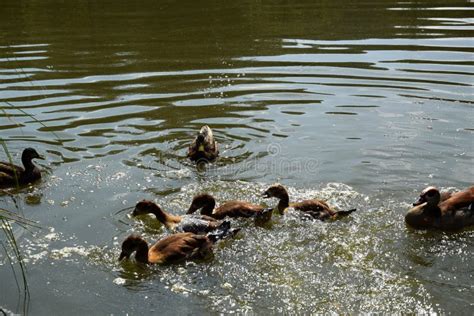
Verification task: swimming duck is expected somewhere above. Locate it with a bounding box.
[262,184,356,220]
[187,193,273,225]
[187,125,219,162]
[0,148,44,188]
[132,200,230,234]
[405,186,474,230]
[118,229,231,264]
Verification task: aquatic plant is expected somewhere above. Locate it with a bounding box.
[0,131,42,314]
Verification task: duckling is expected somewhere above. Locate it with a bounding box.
[187,125,219,162]
[132,200,230,234]
[118,228,231,264]
[187,193,273,225]
[262,184,356,221]
[405,186,474,230]
[0,148,44,188]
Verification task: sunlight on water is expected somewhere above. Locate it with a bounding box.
[10,181,472,313]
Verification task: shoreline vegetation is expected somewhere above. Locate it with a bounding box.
[1,139,31,315]
[1,98,51,314]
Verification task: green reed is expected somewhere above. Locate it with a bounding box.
[0,136,42,314]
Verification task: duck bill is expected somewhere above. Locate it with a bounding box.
[261,207,273,215]
[36,155,45,160]
[262,191,270,198]
[412,196,425,206]
[131,207,139,216]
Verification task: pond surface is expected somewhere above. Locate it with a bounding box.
[1,0,473,314]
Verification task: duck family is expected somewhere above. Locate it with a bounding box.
[1,126,473,266]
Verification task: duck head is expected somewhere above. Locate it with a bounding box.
[262,184,288,199]
[255,207,273,226]
[133,200,160,216]
[405,187,442,229]
[262,184,289,215]
[132,200,170,224]
[22,147,44,166]
[118,235,149,263]
[412,186,441,207]
[187,193,216,215]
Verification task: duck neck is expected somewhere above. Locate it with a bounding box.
[425,204,441,217]
[149,205,173,225]
[201,198,216,216]
[22,156,35,172]
[134,239,149,264]
[277,192,290,214]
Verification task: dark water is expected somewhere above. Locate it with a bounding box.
[1,0,473,314]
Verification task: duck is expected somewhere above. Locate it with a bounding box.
[118,228,231,264]
[187,125,219,163]
[262,184,357,221]
[186,193,273,225]
[0,148,44,188]
[132,200,231,234]
[405,186,474,230]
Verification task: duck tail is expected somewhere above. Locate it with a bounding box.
[207,221,240,243]
[335,208,357,218]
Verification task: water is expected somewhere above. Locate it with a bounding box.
[1,0,473,314]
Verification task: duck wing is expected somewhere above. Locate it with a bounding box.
[149,233,212,263]
[0,171,16,186]
[0,162,24,176]
[204,139,218,157]
[440,187,474,214]
[187,139,199,158]
[214,201,263,219]
[292,199,334,217]
[174,215,219,234]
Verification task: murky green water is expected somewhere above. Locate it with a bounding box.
[1,0,473,314]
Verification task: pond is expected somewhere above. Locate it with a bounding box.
[1,0,473,314]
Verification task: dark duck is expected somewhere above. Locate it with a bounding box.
[406,186,474,230]
[187,125,219,163]
[0,148,44,188]
[262,184,356,221]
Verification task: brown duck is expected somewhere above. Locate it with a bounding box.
[118,229,230,264]
[0,148,44,188]
[187,125,219,163]
[405,186,474,230]
[132,200,230,234]
[262,184,356,220]
[187,193,273,225]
